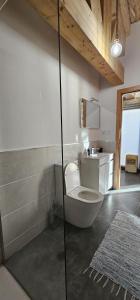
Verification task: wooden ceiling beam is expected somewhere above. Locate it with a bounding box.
[118,2,126,56]
[111,0,117,41]
[128,0,140,23]
[90,0,102,23]
[27,0,124,86]
[119,0,130,35]
[103,0,112,58]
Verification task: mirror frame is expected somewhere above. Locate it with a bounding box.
[80,98,100,129]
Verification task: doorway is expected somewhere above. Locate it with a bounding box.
[114,85,140,190]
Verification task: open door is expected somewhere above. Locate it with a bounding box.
[114,85,140,189]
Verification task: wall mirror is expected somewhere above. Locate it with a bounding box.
[80,98,100,128]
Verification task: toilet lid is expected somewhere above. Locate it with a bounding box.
[65,162,80,193]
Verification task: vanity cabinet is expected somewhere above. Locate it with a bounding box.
[80,153,114,194]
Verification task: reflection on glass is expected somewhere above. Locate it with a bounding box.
[0,0,66,300]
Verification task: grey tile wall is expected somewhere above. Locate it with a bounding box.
[63,143,81,162]
[0,143,80,259]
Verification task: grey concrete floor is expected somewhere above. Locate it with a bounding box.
[5,191,140,300]
[6,219,66,300]
[121,170,140,187]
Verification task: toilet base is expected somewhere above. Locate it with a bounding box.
[64,195,103,228]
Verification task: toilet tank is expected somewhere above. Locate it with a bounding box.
[65,162,80,193]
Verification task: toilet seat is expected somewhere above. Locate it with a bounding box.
[67,186,102,203]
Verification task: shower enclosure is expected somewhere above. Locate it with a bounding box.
[0,0,66,299]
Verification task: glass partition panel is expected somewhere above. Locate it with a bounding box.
[60,2,103,300]
[0,0,66,299]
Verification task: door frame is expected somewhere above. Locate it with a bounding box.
[114,84,140,189]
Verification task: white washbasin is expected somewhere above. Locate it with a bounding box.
[87,152,113,160]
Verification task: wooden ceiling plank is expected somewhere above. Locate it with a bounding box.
[27,0,124,86]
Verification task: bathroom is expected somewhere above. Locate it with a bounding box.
[0,0,140,300]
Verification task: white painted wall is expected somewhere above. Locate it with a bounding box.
[2,0,140,154]
[0,0,100,151]
[0,0,61,150]
[121,109,140,167]
[61,42,100,145]
[99,21,140,152]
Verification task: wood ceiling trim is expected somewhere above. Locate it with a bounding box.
[28,0,124,86]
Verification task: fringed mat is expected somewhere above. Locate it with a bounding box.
[84,211,140,300]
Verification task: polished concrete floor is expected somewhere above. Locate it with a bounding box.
[6,191,140,300]
[121,170,140,187]
[6,220,66,300]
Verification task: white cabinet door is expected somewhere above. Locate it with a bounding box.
[106,160,113,190]
[107,173,113,190]
[99,161,113,194]
[99,164,106,194]
[81,156,114,194]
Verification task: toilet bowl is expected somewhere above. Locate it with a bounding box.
[64,162,103,228]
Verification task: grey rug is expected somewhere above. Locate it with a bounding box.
[84,211,140,300]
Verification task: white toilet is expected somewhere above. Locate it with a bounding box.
[64,162,103,228]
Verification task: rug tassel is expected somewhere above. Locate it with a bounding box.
[110,282,115,294]
[93,271,99,281]
[124,289,127,300]
[103,278,109,288]
[97,274,104,283]
[83,266,90,274]
[89,269,94,278]
[130,296,135,300]
[116,285,121,296]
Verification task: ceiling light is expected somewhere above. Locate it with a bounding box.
[111,39,123,58]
